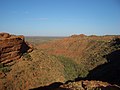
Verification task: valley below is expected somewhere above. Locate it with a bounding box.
[0,33,120,90]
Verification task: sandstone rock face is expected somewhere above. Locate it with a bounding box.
[56,80,120,90]
[0,33,32,65]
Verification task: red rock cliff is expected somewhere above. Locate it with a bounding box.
[0,33,32,65]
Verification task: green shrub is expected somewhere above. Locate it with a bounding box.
[0,63,4,68]
[1,67,11,73]
[22,53,32,61]
[0,63,11,73]
[55,55,88,81]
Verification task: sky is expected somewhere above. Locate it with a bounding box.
[0,0,120,36]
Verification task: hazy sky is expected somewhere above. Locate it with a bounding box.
[0,0,120,36]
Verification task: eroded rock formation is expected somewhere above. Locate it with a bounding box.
[56,80,120,90]
[0,33,32,65]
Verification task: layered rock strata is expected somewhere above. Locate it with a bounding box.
[0,33,32,65]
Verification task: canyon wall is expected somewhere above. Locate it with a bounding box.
[0,33,32,65]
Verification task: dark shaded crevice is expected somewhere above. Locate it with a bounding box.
[20,41,30,54]
[96,86,120,90]
[81,81,87,90]
[72,49,120,86]
[86,50,120,85]
[29,82,64,90]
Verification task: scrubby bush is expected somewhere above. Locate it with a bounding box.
[55,55,88,81]
[22,53,32,61]
[0,63,11,73]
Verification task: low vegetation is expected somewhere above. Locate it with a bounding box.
[55,55,79,80]
[22,53,33,61]
[0,63,11,73]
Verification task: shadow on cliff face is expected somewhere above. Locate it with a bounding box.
[20,41,30,54]
[86,49,120,85]
[29,82,68,90]
[74,38,120,85]
[97,86,120,90]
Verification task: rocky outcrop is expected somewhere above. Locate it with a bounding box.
[30,80,120,90]
[56,80,120,90]
[0,33,32,65]
[71,34,87,38]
